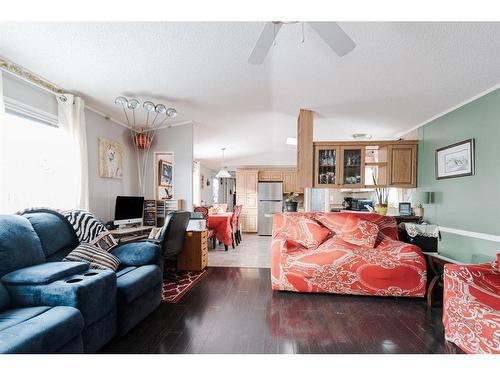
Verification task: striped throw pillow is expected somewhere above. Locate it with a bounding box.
[64,243,120,271]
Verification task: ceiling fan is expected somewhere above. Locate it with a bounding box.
[248,21,356,65]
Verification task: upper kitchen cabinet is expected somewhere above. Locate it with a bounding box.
[314,145,340,188]
[388,144,417,187]
[340,146,364,188]
[311,141,417,188]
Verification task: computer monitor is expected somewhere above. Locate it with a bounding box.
[114,196,144,226]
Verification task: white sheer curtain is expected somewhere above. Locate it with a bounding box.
[0,72,6,209]
[58,94,89,210]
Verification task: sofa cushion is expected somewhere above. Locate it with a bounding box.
[64,243,120,271]
[62,210,108,243]
[112,241,161,267]
[116,265,162,304]
[21,210,79,258]
[1,261,89,285]
[0,215,46,278]
[0,306,83,354]
[282,216,331,249]
[340,216,379,248]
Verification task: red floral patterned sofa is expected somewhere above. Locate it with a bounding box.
[443,254,499,354]
[271,212,427,297]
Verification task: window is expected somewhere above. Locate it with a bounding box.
[0,112,78,213]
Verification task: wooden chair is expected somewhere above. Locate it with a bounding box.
[193,206,217,249]
[230,205,243,248]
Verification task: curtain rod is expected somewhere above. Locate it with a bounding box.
[0,58,66,95]
[0,57,130,128]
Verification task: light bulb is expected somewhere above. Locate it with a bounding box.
[155,104,167,114]
[127,99,140,110]
[115,96,128,108]
[166,108,177,118]
[143,101,156,112]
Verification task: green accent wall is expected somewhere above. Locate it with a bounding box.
[417,88,500,263]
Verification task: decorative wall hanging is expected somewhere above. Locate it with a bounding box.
[435,139,475,180]
[114,96,178,195]
[98,137,124,179]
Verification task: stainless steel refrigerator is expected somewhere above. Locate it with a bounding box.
[258,182,283,236]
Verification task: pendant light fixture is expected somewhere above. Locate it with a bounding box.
[215,148,231,178]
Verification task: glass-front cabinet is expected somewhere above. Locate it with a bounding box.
[314,145,340,187]
[341,147,364,187]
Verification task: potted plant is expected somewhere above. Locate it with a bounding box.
[284,192,299,212]
[372,175,388,215]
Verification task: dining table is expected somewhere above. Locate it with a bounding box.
[207,212,233,250]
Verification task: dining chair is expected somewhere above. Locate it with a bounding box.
[230,205,243,248]
[193,206,217,249]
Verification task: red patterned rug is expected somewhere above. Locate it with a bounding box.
[161,270,208,304]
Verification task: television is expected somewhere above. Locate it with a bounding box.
[114,196,144,226]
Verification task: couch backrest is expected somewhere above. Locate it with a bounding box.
[21,210,79,259]
[0,283,10,311]
[323,212,399,241]
[0,215,46,278]
[274,212,400,242]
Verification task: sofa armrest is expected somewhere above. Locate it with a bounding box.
[4,270,116,325]
[111,241,161,267]
[1,262,89,285]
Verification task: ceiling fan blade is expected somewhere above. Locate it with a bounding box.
[248,22,283,65]
[308,22,356,57]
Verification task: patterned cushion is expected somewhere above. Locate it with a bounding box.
[274,214,331,249]
[90,232,118,252]
[62,210,108,243]
[64,243,120,271]
[340,216,379,248]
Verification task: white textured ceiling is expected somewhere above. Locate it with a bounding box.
[1,22,500,169]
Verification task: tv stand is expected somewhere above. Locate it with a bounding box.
[109,225,155,244]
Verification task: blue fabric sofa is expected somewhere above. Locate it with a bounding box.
[0,210,163,354]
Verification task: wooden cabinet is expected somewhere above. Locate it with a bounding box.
[314,145,340,187]
[340,146,364,188]
[236,170,259,233]
[312,141,418,188]
[388,144,417,187]
[177,230,208,271]
[258,170,283,181]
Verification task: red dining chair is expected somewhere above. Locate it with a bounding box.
[194,206,216,249]
[230,205,243,248]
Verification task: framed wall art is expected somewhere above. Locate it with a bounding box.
[98,137,124,179]
[435,139,475,180]
[154,151,174,200]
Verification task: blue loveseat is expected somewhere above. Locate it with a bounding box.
[0,210,163,354]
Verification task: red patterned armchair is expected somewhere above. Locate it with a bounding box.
[443,255,499,354]
[271,212,427,297]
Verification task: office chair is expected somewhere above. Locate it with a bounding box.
[158,211,191,283]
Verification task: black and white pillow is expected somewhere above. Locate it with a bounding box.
[64,243,120,271]
[63,210,108,243]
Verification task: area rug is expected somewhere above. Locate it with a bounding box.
[161,270,208,304]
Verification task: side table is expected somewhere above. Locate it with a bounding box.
[424,252,464,307]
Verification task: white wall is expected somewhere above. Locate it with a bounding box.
[146,124,194,210]
[85,110,138,221]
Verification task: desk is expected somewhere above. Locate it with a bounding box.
[208,213,233,250]
[424,252,464,307]
[109,225,154,244]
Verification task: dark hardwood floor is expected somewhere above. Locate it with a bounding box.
[101,267,454,354]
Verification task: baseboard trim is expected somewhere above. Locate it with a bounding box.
[439,226,500,243]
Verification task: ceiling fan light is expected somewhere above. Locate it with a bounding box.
[143,101,156,112]
[127,99,140,110]
[155,104,167,114]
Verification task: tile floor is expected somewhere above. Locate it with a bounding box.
[207,233,272,268]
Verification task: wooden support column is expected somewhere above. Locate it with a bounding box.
[297,109,314,189]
